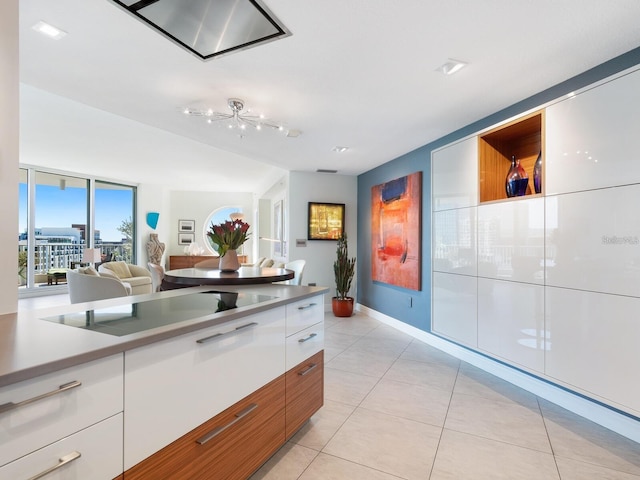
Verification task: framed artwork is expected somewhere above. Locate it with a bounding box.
[371,172,422,291]
[308,202,345,240]
[273,200,284,257]
[178,219,195,232]
[178,233,195,245]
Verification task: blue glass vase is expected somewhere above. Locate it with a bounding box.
[533,151,542,194]
[505,155,528,197]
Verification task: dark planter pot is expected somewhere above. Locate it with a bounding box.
[332,297,354,317]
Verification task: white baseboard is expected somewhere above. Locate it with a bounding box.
[355,304,640,444]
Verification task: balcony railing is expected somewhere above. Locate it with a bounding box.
[18,242,132,288]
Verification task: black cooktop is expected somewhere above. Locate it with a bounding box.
[41,290,276,337]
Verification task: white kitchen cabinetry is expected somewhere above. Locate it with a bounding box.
[545,68,640,195]
[123,307,286,470]
[433,208,477,276]
[432,272,477,348]
[0,354,123,469]
[285,296,324,370]
[284,297,324,439]
[545,185,640,298]
[477,197,545,284]
[478,278,545,373]
[285,296,324,337]
[0,413,123,480]
[432,137,478,211]
[431,66,640,417]
[546,287,640,415]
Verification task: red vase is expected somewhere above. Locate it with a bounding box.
[332,297,354,317]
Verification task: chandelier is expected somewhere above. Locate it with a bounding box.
[184,98,296,138]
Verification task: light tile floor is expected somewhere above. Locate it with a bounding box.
[251,311,640,480]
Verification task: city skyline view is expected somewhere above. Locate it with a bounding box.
[19,182,133,242]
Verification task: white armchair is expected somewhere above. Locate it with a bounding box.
[98,261,153,295]
[67,268,132,304]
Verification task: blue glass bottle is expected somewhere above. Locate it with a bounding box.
[505,155,529,197]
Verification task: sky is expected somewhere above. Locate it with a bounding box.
[19,184,133,242]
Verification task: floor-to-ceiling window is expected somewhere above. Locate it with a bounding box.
[18,167,136,295]
[95,180,136,264]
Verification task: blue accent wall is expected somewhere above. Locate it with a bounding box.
[357,45,640,332]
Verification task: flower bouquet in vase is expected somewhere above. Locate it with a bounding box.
[207,219,250,272]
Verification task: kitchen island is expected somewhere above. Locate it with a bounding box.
[0,284,327,479]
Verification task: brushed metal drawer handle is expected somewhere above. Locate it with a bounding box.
[196,403,258,445]
[297,303,317,310]
[196,322,259,344]
[0,380,82,415]
[298,332,318,343]
[298,363,318,376]
[27,451,81,480]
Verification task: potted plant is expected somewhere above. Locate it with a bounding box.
[332,233,356,317]
[18,250,27,286]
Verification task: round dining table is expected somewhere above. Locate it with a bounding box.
[162,266,294,288]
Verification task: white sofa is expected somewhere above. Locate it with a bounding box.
[67,267,132,304]
[98,261,153,295]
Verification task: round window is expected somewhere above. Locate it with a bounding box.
[202,206,244,254]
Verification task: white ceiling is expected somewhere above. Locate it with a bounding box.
[18,0,640,192]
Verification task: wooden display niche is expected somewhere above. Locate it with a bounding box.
[479,110,544,203]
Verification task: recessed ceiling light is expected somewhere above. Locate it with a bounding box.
[436,59,467,75]
[32,21,67,40]
[332,146,348,153]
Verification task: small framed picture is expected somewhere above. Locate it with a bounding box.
[178,233,195,245]
[178,219,195,232]
[308,202,345,240]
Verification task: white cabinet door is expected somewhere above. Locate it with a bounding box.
[432,137,478,211]
[546,185,640,297]
[478,278,545,373]
[433,207,477,276]
[546,287,640,416]
[477,198,545,284]
[0,354,123,468]
[124,307,286,470]
[0,413,123,480]
[285,295,323,337]
[546,67,640,195]
[286,322,324,371]
[432,272,477,347]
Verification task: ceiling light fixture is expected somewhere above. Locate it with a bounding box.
[332,146,349,153]
[184,98,293,138]
[32,21,67,40]
[436,58,467,75]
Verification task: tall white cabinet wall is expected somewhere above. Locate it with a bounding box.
[432,138,478,348]
[431,66,640,418]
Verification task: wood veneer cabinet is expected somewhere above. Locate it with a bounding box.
[124,376,286,480]
[286,350,324,439]
[169,255,248,269]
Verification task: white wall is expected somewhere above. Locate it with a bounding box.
[136,184,171,268]
[168,190,254,259]
[288,172,358,307]
[0,0,19,314]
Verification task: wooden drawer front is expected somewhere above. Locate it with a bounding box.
[124,307,285,470]
[0,413,123,479]
[125,375,285,480]
[285,322,324,371]
[285,350,324,439]
[0,354,123,467]
[285,295,324,337]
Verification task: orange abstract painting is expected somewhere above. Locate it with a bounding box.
[371,172,422,290]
